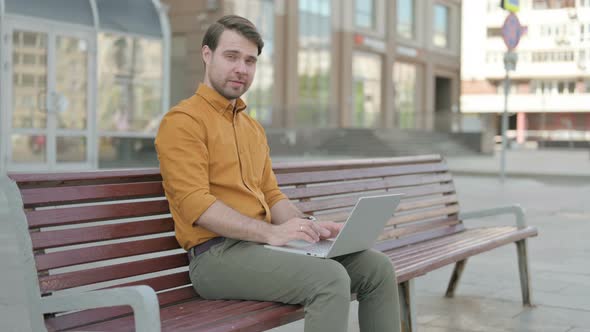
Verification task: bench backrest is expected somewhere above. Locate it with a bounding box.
[8,154,460,331]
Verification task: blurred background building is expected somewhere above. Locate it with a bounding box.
[462,0,590,150]
[1,0,468,172]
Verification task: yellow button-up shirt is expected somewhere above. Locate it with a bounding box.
[155,84,287,250]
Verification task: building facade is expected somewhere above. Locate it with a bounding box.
[462,0,590,149]
[164,0,462,131]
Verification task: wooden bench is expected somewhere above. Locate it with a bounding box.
[1,154,538,332]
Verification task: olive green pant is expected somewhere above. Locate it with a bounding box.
[189,238,401,332]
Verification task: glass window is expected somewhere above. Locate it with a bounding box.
[98,137,158,168]
[397,0,415,40]
[352,52,382,128]
[433,4,450,48]
[298,0,332,128]
[97,33,163,134]
[393,62,417,129]
[232,0,275,125]
[355,0,376,30]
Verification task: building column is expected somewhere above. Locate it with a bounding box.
[334,0,354,128]
[516,112,526,144]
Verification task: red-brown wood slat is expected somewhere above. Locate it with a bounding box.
[387,204,460,227]
[20,181,165,208]
[9,169,162,189]
[393,228,513,268]
[294,183,456,213]
[391,226,538,283]
[35,236,181,271]
[39,253,188,293]
[26,200,171,229]
[280,173,453,200]
[272,154,443,173]
[379,217,460,241]
[30,218,174,250]
[374,224,466,252]
[276,162,449,186]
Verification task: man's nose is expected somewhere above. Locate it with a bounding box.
[234,60,248,74]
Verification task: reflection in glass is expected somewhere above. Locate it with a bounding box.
[352,52,382,128]
[98,34,163,133]
[232,0,275,125]
[397,0,415,40]
[99,137,158,168]
[355,0,376,30]
[434,4,450,48]
[11,134,47,163]
[298,0,332,127]
[56,36,88,130]
[12,30,48,129]
[393,62,417,129]
[57,136,87,162]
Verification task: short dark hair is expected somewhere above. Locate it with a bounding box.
[202,15,264,56]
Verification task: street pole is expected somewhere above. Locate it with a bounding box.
[500,51,517,183]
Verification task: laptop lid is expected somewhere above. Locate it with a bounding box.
[325,193,403,258]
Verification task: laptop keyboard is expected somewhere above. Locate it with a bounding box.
[301,240,334,255]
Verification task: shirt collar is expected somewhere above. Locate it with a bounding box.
[195,83,247,114]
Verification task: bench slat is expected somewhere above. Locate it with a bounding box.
[393,228,512,267]
[276,162,448,186]
[39,253,187,293]
[30,218,174,250]
[9,169,161,188]
[374,224,466,252]
[272,154,443,173]
[21,182,165,208]
[26,200,170,229]
[379,217,460,241]
[280,173,453,200]
[295,183,456,213]
[393,226,538,282]
[386,204,460,227]
[35,236,181,271]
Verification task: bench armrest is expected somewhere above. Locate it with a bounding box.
[459,204,527,229]
[40,285,161,332]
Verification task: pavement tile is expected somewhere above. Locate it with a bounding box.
[512,305,590,328]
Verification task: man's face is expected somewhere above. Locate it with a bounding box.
[202,29,258,102]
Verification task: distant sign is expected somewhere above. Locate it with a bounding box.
[502,13,523,50]
[500,0,520,13]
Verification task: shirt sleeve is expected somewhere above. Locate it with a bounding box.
[155,111,217,225]
[257,125,288,208]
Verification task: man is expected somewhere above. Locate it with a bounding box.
[155,15,401,332]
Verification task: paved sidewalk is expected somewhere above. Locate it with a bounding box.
[445,148,590,181]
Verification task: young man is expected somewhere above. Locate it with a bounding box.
[155,15,401,332]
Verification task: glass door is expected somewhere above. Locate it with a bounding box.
[5,19,94,171]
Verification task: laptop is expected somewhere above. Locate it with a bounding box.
[264,193,403,259]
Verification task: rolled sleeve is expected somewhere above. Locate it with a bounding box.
[156,112,216,225]
[261,152,287,208]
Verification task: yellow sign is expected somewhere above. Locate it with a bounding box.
[501,0,520,13]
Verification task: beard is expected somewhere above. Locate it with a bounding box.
[209,74,252,101]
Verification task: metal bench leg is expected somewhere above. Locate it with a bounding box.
[445,259,467,298]
[516,239,533,306]
[398,280,416,332]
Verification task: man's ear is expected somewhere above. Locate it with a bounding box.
[202,45,212,66]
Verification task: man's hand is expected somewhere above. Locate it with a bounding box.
[266,217,331,246]
[316,221,344,240]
